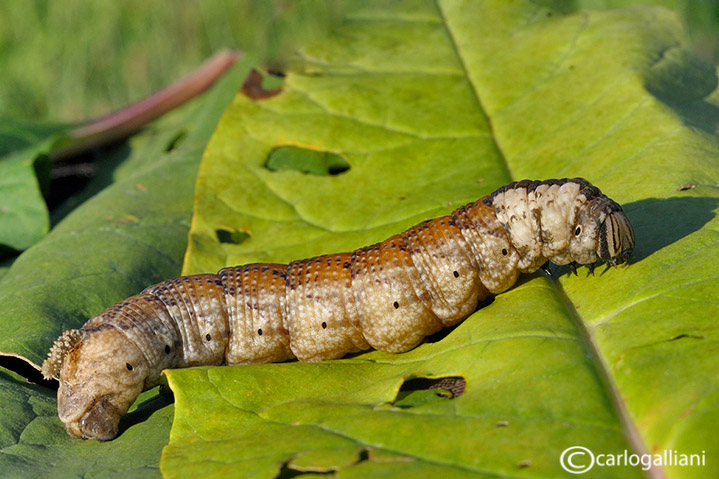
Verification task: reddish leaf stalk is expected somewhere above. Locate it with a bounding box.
[52,49,243,160]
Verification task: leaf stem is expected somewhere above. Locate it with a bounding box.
[51,49,243,160]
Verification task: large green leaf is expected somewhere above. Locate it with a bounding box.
[163,283,639,478]
[0,59,253,477]
[165,1,718,478]
[0,119,68,253]
[0,367,172,479]
[0,59,253,367]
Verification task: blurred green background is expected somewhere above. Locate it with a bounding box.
[0,0,715,122]
[0,0,343,122]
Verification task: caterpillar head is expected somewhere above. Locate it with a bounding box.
[570,195,635,267]
[598,207,635,266]
[43,327,149,440]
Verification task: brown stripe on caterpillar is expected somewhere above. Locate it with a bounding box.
[42,177,635,440]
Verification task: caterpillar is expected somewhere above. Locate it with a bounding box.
[41,178,634,440]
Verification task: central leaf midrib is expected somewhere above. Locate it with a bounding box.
[436,2,658,477]
[552,277,661,479]
[434,0,513,183]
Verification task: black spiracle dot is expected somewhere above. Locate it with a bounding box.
[126,363,133,371]
[453,271,459,278]
[205,334,211,341]
[575,226,582,236]
[321,322,327,329]
[393,301,400,309]
[502,248,508,256]
[165,345,171,354]
[257,328,263,336]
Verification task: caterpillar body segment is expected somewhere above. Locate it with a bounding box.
[42,178,635,440]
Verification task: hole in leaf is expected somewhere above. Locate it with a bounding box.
[164,130,187,152]
[266,146,350,176]
[216,229,250,245]
[670,333,703,341]
[241,69,283,100]
[275,459,336,479]
[262,71,285,90]
[276,446,369,479]
[393,376,465,408]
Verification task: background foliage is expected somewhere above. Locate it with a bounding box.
[0,1,718,478]
[0,0,342,121]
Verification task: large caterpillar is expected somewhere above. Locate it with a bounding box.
[42,178,634,440]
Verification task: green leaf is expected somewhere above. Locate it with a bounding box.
[0,120,67,253]
[0,2,344,121]
[265,146,350,176]
[163,283,637,478]
[0,367,173,479]
[168,1,719,478]
[0,59,253,368]
[0,57,253,477]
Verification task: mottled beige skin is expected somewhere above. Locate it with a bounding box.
[491,179,634,269]
[42,178,635,440]
[286,254,368,361]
